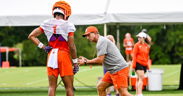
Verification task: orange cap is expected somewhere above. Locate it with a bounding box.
[82,26,98,37]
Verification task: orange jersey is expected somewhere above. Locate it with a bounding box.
[123,38,134,51]
[132,42,150,68]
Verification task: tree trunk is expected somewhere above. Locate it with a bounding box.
[178,63,183,90]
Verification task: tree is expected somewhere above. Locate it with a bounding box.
[178,58,183,89]
[1,24,183,66]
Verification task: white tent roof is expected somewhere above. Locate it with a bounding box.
[1,0,183,26]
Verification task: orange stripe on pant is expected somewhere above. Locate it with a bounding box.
[47,50,73,77]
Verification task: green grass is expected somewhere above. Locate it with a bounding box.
[0,66,103,88]
[0,64,182,96]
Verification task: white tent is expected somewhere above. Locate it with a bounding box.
[1,0,183,26]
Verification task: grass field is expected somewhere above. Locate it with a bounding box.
[0,64,182,96]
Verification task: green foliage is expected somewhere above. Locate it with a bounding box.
[22,40,47,66]
[13,43,23,60]
[0,24,182,66]
[145,25,183,64]
[166,25,183,63]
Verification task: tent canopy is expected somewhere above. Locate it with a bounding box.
[0,0,183,26]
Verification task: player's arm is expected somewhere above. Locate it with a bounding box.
[86,55,105,64]
[68,33,79,74]
[132,44,138,69]
[28,27,46,49]
[79,55,105,65]
[145,34,152,45]
[68,32,77,59]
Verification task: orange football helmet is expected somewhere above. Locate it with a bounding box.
[53,1,71,20]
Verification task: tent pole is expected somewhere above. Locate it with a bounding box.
[116,24,120,49]
[6,48,9,61]
[19,49,22,67]
[104,24,107,36]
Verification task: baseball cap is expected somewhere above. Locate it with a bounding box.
[136,32,147,38]
[82,26,98,37]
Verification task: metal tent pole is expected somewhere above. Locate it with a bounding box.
[104,24,107,36]
[116,24,120,49]
[6,47,9,61]
[19,49,22,67]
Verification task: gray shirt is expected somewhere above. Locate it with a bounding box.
[96,36,128,74]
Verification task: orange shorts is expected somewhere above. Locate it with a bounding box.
[125,50,133,55]
[102,67,129,89]
[47,50,73,77]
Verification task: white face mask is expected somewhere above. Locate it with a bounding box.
[53,8,65,15]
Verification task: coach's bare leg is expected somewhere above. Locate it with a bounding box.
[62,76,74,96]
[136,70,145,95]
[118,87,133,96]
[48,75,58,96]
[97,81,112,96]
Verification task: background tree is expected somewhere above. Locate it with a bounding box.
[0,24,182,66]
[178,63,183,90]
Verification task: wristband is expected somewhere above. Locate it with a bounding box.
[38,42,44,48]
[72,58,78,63]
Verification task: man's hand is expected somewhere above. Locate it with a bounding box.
[73,63,79,74]
[44,46,52,53]
[78,56,87,65]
